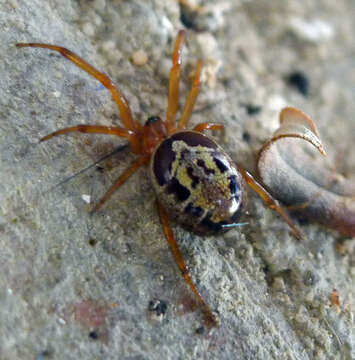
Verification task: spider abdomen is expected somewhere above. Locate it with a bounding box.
[150,131,245,235]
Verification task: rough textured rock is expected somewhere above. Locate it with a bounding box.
[1,0,354,359]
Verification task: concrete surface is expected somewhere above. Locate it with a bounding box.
[1,0,354,359]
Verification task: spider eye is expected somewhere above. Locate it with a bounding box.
[145,116,161,126]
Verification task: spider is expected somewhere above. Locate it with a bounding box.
[17,30,302,328]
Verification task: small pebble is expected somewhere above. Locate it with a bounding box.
[289,17,334,43]
[132,50,149,66]
[82,194,91,204]
[81,22,96,37]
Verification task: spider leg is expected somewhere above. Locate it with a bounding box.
[91,156,149,213]
[192,122,224,133]
[16,43,140,133]
[40,125,134,142]
[177,61,202,130]
[166,30,185,132]
[239,168,304,240]
[157,201,218,328]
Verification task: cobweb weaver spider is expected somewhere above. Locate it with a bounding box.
[17,30,302,328]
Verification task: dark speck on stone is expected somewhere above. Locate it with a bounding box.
[37,350,52,360]
[286,71,310,96]
[245,104,262,115]
[89,331,99,340]
[88,238,97,247]
[242,131,251,142]
[195,326,205,335]
[180,8,197,31]
[148,299,168,316]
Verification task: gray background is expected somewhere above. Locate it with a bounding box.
[1,0,354,359]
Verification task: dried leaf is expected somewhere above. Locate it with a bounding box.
[258,107,355,236]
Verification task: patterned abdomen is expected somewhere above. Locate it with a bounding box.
[150,131,245,235]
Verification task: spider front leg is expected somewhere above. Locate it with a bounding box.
[16,42,142,151]
[239,168,304,240]
[40,125,134,142]
[157,202,218,328]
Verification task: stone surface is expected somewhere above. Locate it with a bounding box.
[1,0,354,359]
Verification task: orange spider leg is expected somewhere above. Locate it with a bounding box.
[16,43,140,135]
[166,30,185,132]
[157,202,218,328]
[193,123,224,133]
[40,125,134,142]
[91,156,149,213]
[177,61,202,130]
[239,168,304,240]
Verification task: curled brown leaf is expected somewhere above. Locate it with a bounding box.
[258,107,355,237]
